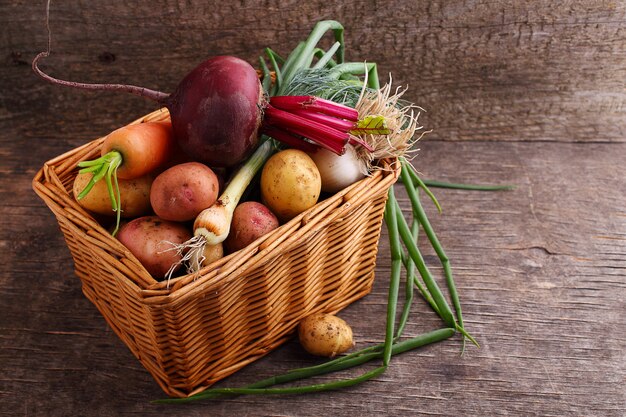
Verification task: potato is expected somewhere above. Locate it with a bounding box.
[298,313,354,357]
[224,201,279,253]
[116,216,192,278]
[202,242,224,265]
[260,149,321,222]
[150,162,219,222]
[190,242,224,268]
[73,171,152,218]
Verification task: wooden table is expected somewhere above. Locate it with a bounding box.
[2,2,624,416]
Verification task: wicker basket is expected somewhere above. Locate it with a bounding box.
[32,108,399,397]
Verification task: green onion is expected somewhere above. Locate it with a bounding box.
[382,188,402,365]
[401,160,467,349]
[391,191,456,328]
[396,217,418,338]
[422,179,515,191]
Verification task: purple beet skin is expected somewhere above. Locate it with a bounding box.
[166,56,263,167]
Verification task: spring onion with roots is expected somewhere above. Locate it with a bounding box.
[165,139,274,277]
[153,20,517,403]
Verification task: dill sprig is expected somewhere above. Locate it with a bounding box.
[282,68,367,108]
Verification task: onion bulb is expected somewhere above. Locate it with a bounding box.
[308,144,367,193]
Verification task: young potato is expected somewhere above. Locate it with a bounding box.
[298,313,354,357]
[116,216,192,278]
[150,162,219,222]
[73,171,152,218]
[224,201,279,253]
[201,242,224,265]
[189,242,224,268]
[260,149,321,222]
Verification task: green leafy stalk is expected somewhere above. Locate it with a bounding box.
[400,160,467,350]
[76,150,123,235]
[328,62,379,89]
[383,188,402,365]
[277,20,345,95]
[259,56,272,94]
[396,218,418,337]
[422,179,515,191]
[392,196,456,327]
[399,161,442,213]
[264,47,283,87]
[313,41,341,69]
[155,367,387,403]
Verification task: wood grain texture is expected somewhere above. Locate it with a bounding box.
[1,0,625,143]
[1,1,625,416]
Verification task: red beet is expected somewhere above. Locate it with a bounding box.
[165,56,263,167]
[32,11,368,163]
[33,51,263,168]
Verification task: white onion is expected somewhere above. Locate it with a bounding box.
[308,144,367,193]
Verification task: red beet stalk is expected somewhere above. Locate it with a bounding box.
[291,109,356,132]
[270,96,359,121]
[260,125,319,153]
[264,96,374,154]
[263,105,349,155]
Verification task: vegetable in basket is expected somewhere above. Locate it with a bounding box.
[117,216,192,278]
[150,162,220,222]
[224,201,279,253]
[72,171,153,219]
[260,149,322,222]
[74,121,175,234]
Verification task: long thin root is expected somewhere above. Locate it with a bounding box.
[160,235,207,287]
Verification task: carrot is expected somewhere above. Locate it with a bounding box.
[99,121,174,178]
[76,120,175,235]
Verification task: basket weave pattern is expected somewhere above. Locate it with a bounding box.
[32,109,399,397]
